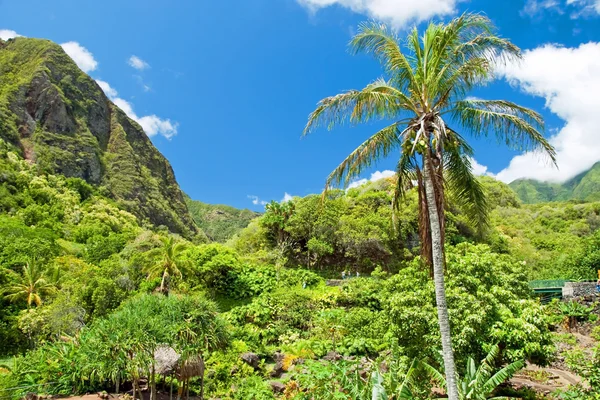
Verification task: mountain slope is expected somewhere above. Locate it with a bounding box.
[0,37,200,238]
[185,197,260,242]
[509,162,600,203]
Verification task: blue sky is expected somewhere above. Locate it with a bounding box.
[1,0,600,210]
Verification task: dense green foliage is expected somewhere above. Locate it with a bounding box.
[185,196,260,242]
[1,28,600,400]
[1,132,600,398]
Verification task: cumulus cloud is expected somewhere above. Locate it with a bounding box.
[348,169,395,189]
[248,195,267,206]
[495,42,600,183]
[296,0,459,29]
[61,41,98,73]
[468,157,495,177]
[97,79,178,139]
[128,55,150,70]
[0,29,22,40]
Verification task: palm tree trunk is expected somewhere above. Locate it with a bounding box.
[160,270,168,294]
[150,364,157,400]
[423,157,459,400]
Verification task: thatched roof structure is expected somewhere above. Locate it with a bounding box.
[176,356,205,380]
[153,346,205,379]
[154,346,180,375]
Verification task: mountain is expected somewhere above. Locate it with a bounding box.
[510,162,600,203]
[0,37,199,238]
[185,196,260,242]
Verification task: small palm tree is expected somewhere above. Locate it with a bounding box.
[144,236,191,294]
[303,14,555,399]
[420,345,524,399]
[3,259,57,308]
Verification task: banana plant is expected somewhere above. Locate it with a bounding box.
[419,345,524,400]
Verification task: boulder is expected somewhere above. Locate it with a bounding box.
[270,381,286,394]
[241,352,260,370]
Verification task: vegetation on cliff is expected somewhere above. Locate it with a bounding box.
[0,37,199,238]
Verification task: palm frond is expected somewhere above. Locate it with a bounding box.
[350,22,417,93]
[303,79,409,135]
[444,135,489,232]
[392,151,416,213]
[324,122,403,189]
[453,99,555,163]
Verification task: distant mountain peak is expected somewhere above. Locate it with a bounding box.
[0,37,201,238]
[509,162,600,203]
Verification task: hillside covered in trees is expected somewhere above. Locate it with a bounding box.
[510,162,600,204]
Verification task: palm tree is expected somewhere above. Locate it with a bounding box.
[303,14,555,400]
[3,259,57,308]
[144,236,191,295]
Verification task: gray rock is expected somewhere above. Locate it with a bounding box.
[269,381,286,394]
[241,352,260,370]
[323,351,342,361]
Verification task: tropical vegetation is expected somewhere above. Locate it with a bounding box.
[1,11,600,400]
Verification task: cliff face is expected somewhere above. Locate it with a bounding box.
[0,37,199,238]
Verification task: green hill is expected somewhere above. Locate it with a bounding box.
[509,162,600,203]
[185,197,260,242]
[0,37,199,238]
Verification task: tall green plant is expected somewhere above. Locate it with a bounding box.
[143,236,191,294]
[304,14,555,399]
[3,259,56,308]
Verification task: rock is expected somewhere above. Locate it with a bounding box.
[270,381,286,394]
[323,351,342,361]
[270,351,285,377]
[241,352,260,370]
[271,361,285,378]
[0,37,200,239]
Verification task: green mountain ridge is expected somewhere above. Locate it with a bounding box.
[185,196,260,242]
[0,37,199,238]
[509,162,600,204]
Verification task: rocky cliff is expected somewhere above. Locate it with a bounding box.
[0,37,199,238]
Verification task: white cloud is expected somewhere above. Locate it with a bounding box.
[348,169,395,189]
[282,193,294,203]
[522,0,600,16]
[0,29,22,40]
[97,80,178,139]
[248,195,267,206]
[60,41,98,73]
[95,79,118,98]
[137,115,178,139]
[468,157,495,177]
[567,0,600,14]
[128,55,150,70]
[297,0,459,29]
[495,42,600,183]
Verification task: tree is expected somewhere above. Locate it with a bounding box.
[303,14,555,399]
[143,236,191,294]
[3,259,56,308]
[261,200,295,246]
